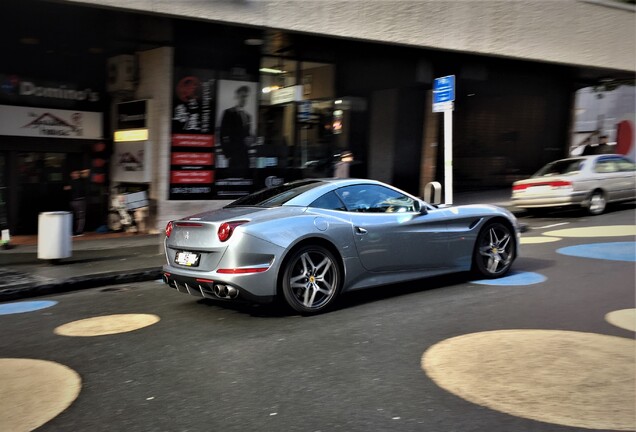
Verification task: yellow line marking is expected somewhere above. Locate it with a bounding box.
[543,225,636,238]
[54,314,160,337]
[606,309,636,332]
[422,330,635,430]
[0,358,81,432]
[520,236,562,244]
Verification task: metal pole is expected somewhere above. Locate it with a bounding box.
[444,109,453,205]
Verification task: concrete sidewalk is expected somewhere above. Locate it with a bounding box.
[0,233,165,302]
[0,189,519,302]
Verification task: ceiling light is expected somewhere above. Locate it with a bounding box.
[260,68,286,74]
[20,37,39,45]
[245,38,264,46]
[262,86,280,94]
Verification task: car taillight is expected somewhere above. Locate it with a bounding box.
[549,180,572,189]
[217,221,248,242]
[165,221,174,238]
[512,184,528,191]
[513,181,572,191]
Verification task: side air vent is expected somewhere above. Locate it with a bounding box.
[468,218,482,230]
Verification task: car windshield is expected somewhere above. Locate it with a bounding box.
[533,159,584,177]
[226,180,323,207]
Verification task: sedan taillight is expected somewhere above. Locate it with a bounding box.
[513,180,572,191]
[217,221,248,242]
[549,180,573,189]
[165,221,174,238]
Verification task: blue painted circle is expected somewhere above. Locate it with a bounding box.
[0,300,58,315]
[557,242,636,262]
[472,271,547,286]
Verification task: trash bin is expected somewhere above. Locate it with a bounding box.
[38,211,72,260]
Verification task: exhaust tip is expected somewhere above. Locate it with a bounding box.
[212,284,239,299]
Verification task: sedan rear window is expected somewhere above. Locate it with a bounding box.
[534,159,584,177]
[226,180,323,207]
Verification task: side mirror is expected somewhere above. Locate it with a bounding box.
[414,200,428,215]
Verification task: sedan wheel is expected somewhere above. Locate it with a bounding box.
[587,191,606,215]
[281,245,341,314]
[473,222,515,278]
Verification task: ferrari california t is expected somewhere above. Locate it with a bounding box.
[163,178,519,314]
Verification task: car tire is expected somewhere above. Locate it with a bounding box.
[473,221,515,279]
[586,190,606,215]
[281,245,342,315]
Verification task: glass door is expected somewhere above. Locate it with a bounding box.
[16,152,67,234]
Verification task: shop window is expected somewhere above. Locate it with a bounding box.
[259,57,338,177]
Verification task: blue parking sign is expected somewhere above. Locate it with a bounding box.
[433,75,455,103]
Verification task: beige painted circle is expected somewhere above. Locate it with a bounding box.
[422,330,635,430]
[0,358,81,432]
[54,314,160,337]
[520,236,561,244]
[543,225,636,238]
[606,309,636,332]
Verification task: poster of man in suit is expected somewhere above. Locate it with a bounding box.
[216,80,258,173]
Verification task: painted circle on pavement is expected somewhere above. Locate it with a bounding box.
[606,309,636,332]
[54,314,160,337]
[0,358,81,432]
[543,225,636,238]
[422,330,635,430]
[520,236,561,244]
[0,300,57,315]
[471,271,546,286]
[557,242,636,262]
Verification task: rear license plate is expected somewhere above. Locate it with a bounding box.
[175,251,200,267]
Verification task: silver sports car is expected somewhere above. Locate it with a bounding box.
[163,178,519,314]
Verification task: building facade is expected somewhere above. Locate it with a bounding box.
[0,0,634,235]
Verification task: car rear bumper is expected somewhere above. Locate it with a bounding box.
[162,270,276,304]
[511,191,587,208]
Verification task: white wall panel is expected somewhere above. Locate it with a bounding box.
[62,0,635,72]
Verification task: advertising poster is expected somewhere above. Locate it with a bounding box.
[169,68,216,200]
[215,80,259,197]
[111,141,150,183]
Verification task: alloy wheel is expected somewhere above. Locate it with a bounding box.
[588,191,606,215]
[475,222,514,278]
[282,246,340,314]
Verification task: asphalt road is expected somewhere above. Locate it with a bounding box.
[1,205,634,432]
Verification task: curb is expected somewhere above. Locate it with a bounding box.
[0,267,162,302]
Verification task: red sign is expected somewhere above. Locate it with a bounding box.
[172,134,214,147]
[171,152,214,166]
[170,170,214,184]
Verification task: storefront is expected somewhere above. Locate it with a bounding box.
[0,75,106,235]
[4,1,628,236]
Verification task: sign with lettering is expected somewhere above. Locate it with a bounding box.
[0,74,102,110]
[0,104,102,139]
[169,68,216,200]
[117,100,147,130]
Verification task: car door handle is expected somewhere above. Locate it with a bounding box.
[355,227,368,235]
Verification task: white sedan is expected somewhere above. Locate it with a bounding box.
[511,154,636,215]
